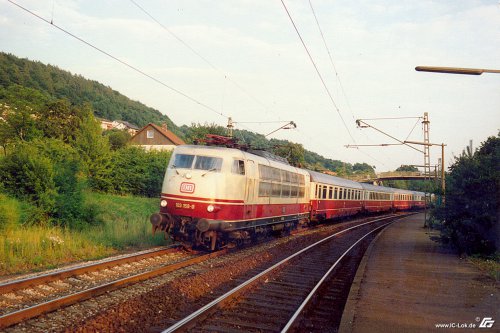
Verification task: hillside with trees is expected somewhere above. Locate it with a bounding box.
[0,52,182,137]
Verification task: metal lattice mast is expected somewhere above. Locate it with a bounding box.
[422,112,430,226]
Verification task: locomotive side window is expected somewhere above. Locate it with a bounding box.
[173,154,195,169]
[232,160,245,175]
[282,185,291,197]
[259,182,271,196]
[271,183,281,197]
[194,156,223,171]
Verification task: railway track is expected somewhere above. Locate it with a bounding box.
[0,246,226,329]
[162,215,398,333]
[1,213,412,331]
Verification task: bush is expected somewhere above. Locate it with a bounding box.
[109,147,171,197]
[0,194,20,230]
[0,142,56,216]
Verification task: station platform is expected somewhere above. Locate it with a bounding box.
[339,213,499,333]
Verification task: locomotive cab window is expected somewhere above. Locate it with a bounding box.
[232,160,245,175]
[194,156,223,171]
[172,154,194,169]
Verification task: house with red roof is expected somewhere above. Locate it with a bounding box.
[129,123,185,151]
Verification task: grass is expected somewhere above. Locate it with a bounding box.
[468,255,500,282]
[0,192,168,276]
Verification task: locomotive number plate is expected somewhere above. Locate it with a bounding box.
[175,202,195,210]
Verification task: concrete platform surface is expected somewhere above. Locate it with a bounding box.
[339,213,499,333]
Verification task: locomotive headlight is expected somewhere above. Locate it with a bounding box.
[207,204,215,212]
[185,173,192,179]
[160,200,168,207]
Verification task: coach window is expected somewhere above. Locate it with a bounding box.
[232,160,245,175]
[334,187,338,199]
[322,186,327,199]
[290,186,298,197]
[339,188,343,200]
[329,186,333,199]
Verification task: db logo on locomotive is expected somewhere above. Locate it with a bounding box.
[180,182,195,193]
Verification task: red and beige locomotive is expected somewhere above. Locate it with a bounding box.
[150,144,426,250]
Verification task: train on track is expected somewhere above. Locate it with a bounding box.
[150,141,426,250]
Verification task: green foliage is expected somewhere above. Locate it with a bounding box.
[180,122,228,143]
[105,129,131,150]
[353,162,376,175]
[397,165,419,172]
[433,134,499,255]
[270,140,305,167]
[0,193,20,231]
[0,52,183,138]
[109,147,171,197]
[72,114,112,192]
[37,100,90,143]
[0,142,57,217]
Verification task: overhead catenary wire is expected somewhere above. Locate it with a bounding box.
[7,0,230,121]
[308,0,393,168]
[280,0,356,144]
[129,0,273,118]
[308,0,356,123]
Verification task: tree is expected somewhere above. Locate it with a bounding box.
[104,129,131,150]
[353,162,375,175]
[182,122,228,143]
[37,100,87,143]
[271,141,305,167]
[71,113,112,191]
[396,165,418,172]
[433,133,499,255]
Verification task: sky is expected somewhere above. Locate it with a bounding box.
[1,0,499,172]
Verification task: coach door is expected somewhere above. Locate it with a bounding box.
[244,159,257,220]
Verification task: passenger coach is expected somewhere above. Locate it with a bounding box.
[309,171,364,221]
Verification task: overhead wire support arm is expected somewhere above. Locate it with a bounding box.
[265,121,297,137]
[355,119,424,153]
[345,143,404,148]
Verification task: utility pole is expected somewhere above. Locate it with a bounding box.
[227,117,234,138]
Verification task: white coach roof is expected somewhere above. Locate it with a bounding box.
[307,170,363,189]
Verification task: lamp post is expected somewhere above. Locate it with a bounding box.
[415,66,500,75]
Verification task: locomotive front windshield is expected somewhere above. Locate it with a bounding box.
[172,154,223,171]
